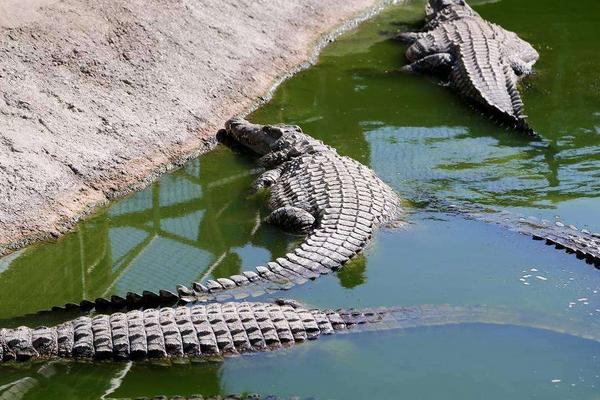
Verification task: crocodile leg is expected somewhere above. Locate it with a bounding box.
[257,150,294,169]
[508,56,533,77]
[395,31,426,44]
[402,53,453,73]
[405,37,447,62]
[266,206,316,234]
[251,166,283,192]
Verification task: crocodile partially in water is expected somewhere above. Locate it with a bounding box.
[396,0,539,134]
[1,300,599,363]
[45,118,404,312]
[36,119,600,315]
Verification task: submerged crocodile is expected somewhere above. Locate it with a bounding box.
[396,0,539,133]
[1,300,599,363]
[34,119,600,316]
[423,198,600,268]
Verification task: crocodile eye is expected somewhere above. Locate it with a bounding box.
[264,126,284,140]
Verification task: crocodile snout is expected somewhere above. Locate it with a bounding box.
[223,118,274,155]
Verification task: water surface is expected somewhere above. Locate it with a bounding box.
[1,0,600,398]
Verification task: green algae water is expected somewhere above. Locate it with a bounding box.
[2,0,600,398]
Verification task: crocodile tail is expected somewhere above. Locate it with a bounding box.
[36,226,372,315]
[0,301,383,363]
[352,304,600,343]
[3,302,600,363]
[179,225,373,303]
[434,200,600,268]
[504,63,539,137]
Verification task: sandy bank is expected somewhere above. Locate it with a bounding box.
[0,0,397,255]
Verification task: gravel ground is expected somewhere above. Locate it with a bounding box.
[0,0,392,255]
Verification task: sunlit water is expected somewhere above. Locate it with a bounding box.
[1,0,600,398]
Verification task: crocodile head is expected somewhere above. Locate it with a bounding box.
[429,0,467,7]
[223,118,330,157]
[426,0,476,22]
[429,0,466,12]
[223,118,286,155]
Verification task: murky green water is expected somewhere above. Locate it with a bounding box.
[2,0,600,398]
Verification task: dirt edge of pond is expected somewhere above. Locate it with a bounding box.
[0,0,402,256]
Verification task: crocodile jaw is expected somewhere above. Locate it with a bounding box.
[224,118,282,155]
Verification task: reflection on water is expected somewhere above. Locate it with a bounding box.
[0,147,368,321]
[1,0,600,398]
[0,142,367,322]
[364,126,600,208]
[0,148,291,320]
[0,360,223,399]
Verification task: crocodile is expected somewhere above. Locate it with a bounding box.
[1,300,599,363]
[422,196,600,269]
[31,118,600,316]
[396,0,539,134]
[432,200,600,268]
[44,118,404,312]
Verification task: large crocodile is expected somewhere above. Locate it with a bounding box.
[1,299,599,363]
[45,118,404,312]
[34,119,600,316]
[396,0,539,133]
